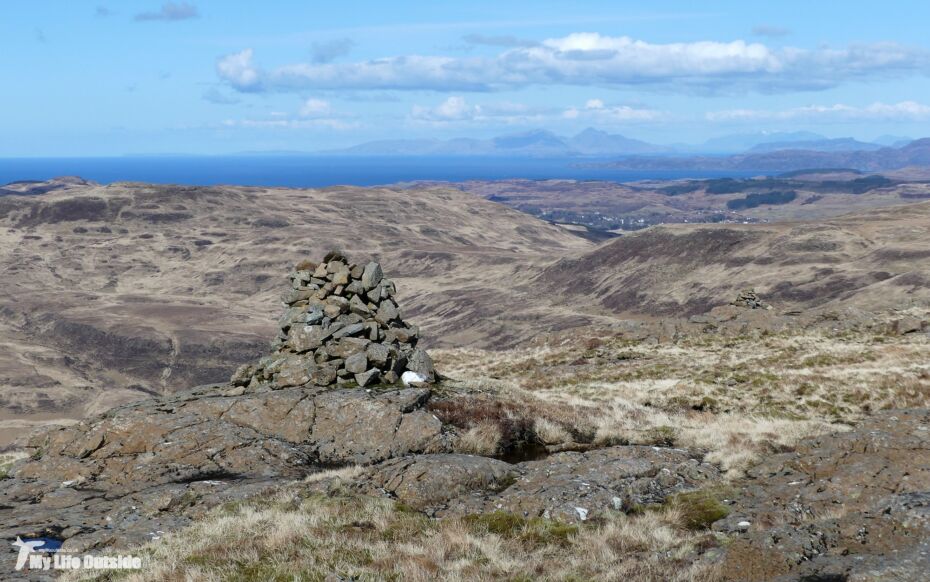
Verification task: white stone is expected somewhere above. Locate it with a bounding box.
[401,371,426,386]
[575,507,589,521]
[737,520,751,530]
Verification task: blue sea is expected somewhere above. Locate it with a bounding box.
[0,156,760,188]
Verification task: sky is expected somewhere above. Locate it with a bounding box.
[4,0,930,156]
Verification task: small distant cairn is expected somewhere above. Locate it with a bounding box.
[231,251,436,390]
[731,288,771,310]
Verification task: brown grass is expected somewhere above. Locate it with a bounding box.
[67,478,721,582]
[433,322,930,477]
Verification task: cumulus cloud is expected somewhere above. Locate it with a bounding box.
[409,95,661,126]
[706,101,930,122]
[135,2,199,22]
[215,33,930,95]
[410,96,547,125]
[216,49,261,91]
[563,98,663,122]
[310,38,355,64]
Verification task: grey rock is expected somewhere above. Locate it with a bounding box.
[275,356,311,388]
[386,325,418,344]
[345,352,368,374]
[288,325,327,353]
[332,323,365,339]
[366,342,391,366]
[323,296,349,318]
[361,262,383,290]
[358,454,517,511]
[327,337,370,359]
[309,365,338,386]
[345,280,365,296]
[375,300,399,325]
[406,348,435,382]
[349,294,371,316]
[355,369,380,387]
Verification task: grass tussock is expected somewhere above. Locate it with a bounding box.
[66,487,721,582]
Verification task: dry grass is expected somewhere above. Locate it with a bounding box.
[0,449,28,478]
[433,323,930,477]
[68,480,721,582]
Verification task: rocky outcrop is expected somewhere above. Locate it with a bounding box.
[354,446,719,522]
[0,384,451,556]
[231,253,435,390]
[715,409,930,581]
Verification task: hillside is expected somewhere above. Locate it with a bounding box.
[0,181,592,433]
[537,201,930,318]
[2,179,929,443]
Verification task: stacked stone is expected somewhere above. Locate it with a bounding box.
[731,289,770,310]
[231,252,435,390]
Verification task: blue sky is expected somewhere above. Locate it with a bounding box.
[4,0,930,156]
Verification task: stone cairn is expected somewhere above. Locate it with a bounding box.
[231,251,435,390]
[731,288,771,310]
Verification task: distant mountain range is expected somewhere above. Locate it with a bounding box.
[321,128,669,157]
[747,137,883,153]
[597,138,930,173]
[320,128,912,157]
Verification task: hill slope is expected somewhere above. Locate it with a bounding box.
[0,181,592,426]
[536,201,930,317]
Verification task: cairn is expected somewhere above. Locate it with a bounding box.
[231,252,435,390]
[731,288,770,310]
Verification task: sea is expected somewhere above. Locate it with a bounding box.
[0,155,760,188]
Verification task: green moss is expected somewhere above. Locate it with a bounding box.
[494,473,518,492]
[668,489,731,531]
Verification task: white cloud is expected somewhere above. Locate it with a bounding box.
[706,101,930,122]
[563,99,662,122]
[299,98,331,117]
[216,33,930,94]
[411,96,479,121]
[216,49,260,91]
[409,96,553,126]
[410,96,661,126]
